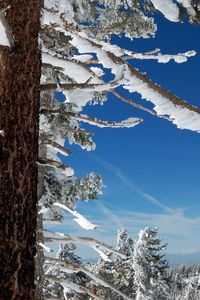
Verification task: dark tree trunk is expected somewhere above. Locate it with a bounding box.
[0,1,42,299]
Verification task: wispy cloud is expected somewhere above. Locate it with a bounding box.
[90,154,175,214]
[95,200,123,228]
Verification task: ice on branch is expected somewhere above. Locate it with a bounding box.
[53,202,98,230]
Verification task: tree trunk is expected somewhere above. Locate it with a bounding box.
[0,1,42,299]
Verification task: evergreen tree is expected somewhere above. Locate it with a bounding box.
[133,227,170,300]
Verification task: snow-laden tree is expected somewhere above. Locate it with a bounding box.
[133,227,170,300]
[38,0,200,298]
[43,243,91,300]
[166,264,200,300]
[88,228,136,299]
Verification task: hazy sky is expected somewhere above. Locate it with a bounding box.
[52,15,200,263]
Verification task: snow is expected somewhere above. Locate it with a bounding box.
[0,13,11,46]
[42,52,95,84]
[76,114,142,128]
[0,130,4,136]
[90,67,105,77]
[124,69,200,132]
[70,34,125,81]
[177,0,196,17]
[150,0,179,22]
[53,202,98,230]
[72,54,94,63]
[133,50,196,63]
[92,246,112,262]
[38,242,53,253]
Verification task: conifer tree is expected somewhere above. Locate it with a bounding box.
[133,227,170,300]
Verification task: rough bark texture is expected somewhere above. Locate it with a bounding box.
[0,1,42,299]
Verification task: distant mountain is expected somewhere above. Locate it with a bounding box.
[167,251,200,266]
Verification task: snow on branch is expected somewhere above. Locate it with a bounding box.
[44,139,71,156]
[69,53,171,122]
[41,80,122,92]
[66,28,200,132]
[38,242,53,253]
[0,129,4,136]
[53,202,98,230]
[150,0,180,22]
[124,50,196,64]
[45,257,134,300]
[45,275,100,300]
[42,229,127,259]
[40,108,143,128]
[37,158,74,177]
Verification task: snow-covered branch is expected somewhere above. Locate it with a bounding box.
[44,139,71,156]
[37,158,74,177]
[41,80,122,92]
[123,50,196,64]
[37,158,68,170]
[45,257,134,300]
[67,54,171,121]
[42,229,127,259]
[40,108,142,128]
[45,275,100,300]
[38,242,53,253]
[53,202,98,230]
[0,129,4,136]
[66,28,200,132]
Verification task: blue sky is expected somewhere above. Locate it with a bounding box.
[50,16,200,263]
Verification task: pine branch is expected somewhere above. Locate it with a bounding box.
[42,229,127,258]
[45,257,134,300]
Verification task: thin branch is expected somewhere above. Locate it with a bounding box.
[37,158,68,170]
[45,257,134,300]
[42,62,65,71]
[45,275,101,300]
[40,109,142,128]
[42,229,127,258]
[44,139,71,156]
[110,90,170,121]
[66,55,171,121]
[64,24,200,114]
[41,80,121,92]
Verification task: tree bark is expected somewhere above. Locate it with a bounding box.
[0,1,42,299]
